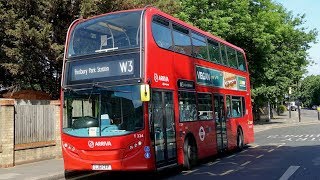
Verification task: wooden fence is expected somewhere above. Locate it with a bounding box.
[14,105,56,146]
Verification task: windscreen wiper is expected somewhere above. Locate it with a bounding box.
[95,47,118,53]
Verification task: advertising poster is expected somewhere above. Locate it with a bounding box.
[224,72,237,90]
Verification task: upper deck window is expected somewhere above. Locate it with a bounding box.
[191,32,208,60]
[220,44,228,66]
[237,51,247,71]
[172,24,192,55]
[67,11,142,58]
[227,46,238,69]
[208,39,221,64]
[152,17,173,49]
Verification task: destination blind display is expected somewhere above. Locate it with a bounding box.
[66,53,140,84]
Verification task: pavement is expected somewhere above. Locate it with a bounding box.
[0,159,64,180]
[1,109,319,180]
[254,109,320,133]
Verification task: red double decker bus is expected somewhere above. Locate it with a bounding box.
[61,7,254,173]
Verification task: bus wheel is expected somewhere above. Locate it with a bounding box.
[237,128,244,151]
[183,137,197,170]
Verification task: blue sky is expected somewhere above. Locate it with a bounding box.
[274,0,320,76]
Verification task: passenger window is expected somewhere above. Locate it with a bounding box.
[178,91,197,121]
[231,97,242,118]
[208,39,221,64]
[226,95,232,118]
[172,24,192,55]
[220,44,228,66]
[227,47,238,69]
[191,33,208,60]
[226,96,244,118]
[241,97,246,116]
[237,51,247,71]
[197,93,213,120]
[152,17,173,50]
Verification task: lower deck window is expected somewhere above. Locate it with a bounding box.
[179,91,197,121]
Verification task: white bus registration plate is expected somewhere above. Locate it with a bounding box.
[92,164,112,170]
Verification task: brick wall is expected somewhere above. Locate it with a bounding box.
[0,99,15,168]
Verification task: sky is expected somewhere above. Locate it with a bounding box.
[274,0,320,76]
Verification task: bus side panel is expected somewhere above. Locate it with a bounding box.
[245,95,254,144]
[227,118,237,150]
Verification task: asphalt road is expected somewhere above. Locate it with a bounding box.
[68,122,320,180]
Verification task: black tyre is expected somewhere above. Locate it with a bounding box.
[237,129,244,151]
[183,137,197,170]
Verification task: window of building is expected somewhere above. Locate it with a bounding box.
[227,46,238,69]
[152,17,173,50]
[172,24,192,55]
[208,39,221,64]
[179,91,197,121]
[197,93,213,120]
[237,51,247,71]
[191,32,208,60]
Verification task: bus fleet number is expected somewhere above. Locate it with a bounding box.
[134,134,144,138]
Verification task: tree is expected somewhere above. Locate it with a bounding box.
[0,0,81,97]
[298,75,320,107]
[175,0,317,109]
[0,0,178,98]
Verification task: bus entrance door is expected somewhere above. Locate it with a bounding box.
[150,90,177,168]
[214,95,228,152]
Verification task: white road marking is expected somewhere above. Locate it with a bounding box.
[279,166,300,180]
[220,170,234,176]
[268,149,275,152]
[240,161,251,166]
[227,154,236,158]
[256,155,264,159]
[238,154,255,157]
[195,172,217,176]
[219,162,238,165]
[182,169,199,175]
[249,144,260,149]
[240,149,248,153]
[206,161,220,166]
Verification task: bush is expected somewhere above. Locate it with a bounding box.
[277,105,287,114]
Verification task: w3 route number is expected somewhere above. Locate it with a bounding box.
[119,60,133,73]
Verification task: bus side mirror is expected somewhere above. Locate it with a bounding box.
[140,84,150,102]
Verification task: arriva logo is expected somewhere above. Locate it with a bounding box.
[88,140,112,148]
[154,73,169,83]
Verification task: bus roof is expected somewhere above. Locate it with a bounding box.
[72,6,245,53]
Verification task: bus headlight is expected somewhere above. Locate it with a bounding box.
[63,142,79,156]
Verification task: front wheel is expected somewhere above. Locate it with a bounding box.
[183,137,197,170]
[237,129,244,151]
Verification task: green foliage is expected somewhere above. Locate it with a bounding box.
[277,104,287,114]
[297,75,320,107]
[175,0,317,106]
[0,0,317,102]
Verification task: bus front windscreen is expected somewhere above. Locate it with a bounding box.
[67,10,142,57]
[63,85,143,137]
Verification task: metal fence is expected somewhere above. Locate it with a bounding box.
[15,105,55,145]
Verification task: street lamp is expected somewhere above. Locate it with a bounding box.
[289,87,292,118]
